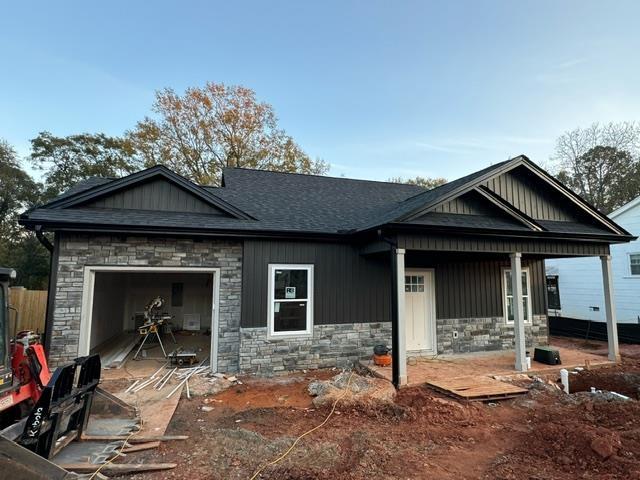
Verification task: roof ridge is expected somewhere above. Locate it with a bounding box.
[221,167,430,188]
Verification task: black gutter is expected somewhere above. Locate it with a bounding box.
[366,222,637,244]
[20,217,636,245]
[19,220,355,243]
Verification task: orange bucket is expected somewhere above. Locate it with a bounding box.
[373,353,392,367]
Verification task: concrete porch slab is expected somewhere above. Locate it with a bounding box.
[361,343,613,387]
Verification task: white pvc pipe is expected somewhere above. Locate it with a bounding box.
[560,369,569,394]
[157,368,177,390]
[124,379,140,393]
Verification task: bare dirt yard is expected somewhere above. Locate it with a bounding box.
[124,344,640,480]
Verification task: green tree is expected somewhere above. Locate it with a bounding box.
[552,122,640,213]
[127,82,328,185]
[0,139,49,289]
[388,175,447,189]
[556,146,640,213]
[30,131,142,200]
[0,140,40,238]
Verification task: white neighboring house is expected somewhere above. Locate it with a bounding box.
[546,197,640,324]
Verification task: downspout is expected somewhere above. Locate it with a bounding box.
[35,225,56,357]
[378,229,401,388]
[35,225,54,253]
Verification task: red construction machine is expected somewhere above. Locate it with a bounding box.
[0,267,146,479]
[0,267,52,421]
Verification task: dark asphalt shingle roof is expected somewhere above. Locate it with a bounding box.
[53,176,114,200]
[407,212,531,231]
[536,220,613,236]
[210,168,426,232]
[358,159,514,229]
[21,158,625,238]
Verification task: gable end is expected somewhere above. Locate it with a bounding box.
[43,165,254,220]
[394,157,628,237]
[80,177,230,215]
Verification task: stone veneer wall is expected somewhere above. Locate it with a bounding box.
[238,322,392,375]
[436,314,549,354]
[51,234,242,371]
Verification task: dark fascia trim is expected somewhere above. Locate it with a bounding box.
[22,216,636,246]
[394,155,629,237]
[383,222,636,244]
[473,185,545,232]
[41,165,255,220]
[21,221,351,243]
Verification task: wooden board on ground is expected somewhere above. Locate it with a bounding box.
[426,375,528,401]
[59,462,176,474]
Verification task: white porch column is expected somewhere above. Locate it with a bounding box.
[601,255,621,362]
[510,252,527,372]
[395,248,408,386]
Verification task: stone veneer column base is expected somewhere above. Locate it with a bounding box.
[238,322,392,375]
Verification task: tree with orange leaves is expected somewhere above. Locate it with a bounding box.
[128,82,328,185]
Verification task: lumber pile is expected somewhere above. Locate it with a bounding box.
[122,356,228,399]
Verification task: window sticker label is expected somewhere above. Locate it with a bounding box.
[285,287,296,299]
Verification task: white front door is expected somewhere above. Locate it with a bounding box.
[404,269,436,353]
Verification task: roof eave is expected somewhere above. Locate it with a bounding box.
[18,217,349,241]
[21,215,636,245]
[370,222,637,244]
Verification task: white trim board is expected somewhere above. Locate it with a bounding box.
[79,265,221,373]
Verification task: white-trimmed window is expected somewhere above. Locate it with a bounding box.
[503,268,532,324]
[629,253,640,276]
[268,264,314,336]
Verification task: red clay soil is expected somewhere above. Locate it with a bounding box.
[124,361,640,480]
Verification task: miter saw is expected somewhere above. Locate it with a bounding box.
[133,295,177,359]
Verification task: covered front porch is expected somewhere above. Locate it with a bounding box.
[365,232,623,387]
[364,338,614,387]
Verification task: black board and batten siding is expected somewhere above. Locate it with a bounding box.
[241,240,392,328]
[83,178,226,215]
[482,166,580,222]
[432,259,546,319]
[433,190,498,215]
[242,239,549,328]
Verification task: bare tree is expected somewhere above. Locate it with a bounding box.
[388,175,447,189]
[551,122,640,213]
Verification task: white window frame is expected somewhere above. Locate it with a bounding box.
[502,267,533,324]
[267,264,314,338]
[628,252,640,277]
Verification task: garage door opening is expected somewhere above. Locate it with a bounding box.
[79,266,220,372]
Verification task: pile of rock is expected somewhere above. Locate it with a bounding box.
[307,371,396,408]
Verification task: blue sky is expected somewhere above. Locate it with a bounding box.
[1,1,639,182]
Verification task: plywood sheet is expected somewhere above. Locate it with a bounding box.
[426,375,527,401]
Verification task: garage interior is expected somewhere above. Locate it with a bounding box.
[89,271,214,369]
